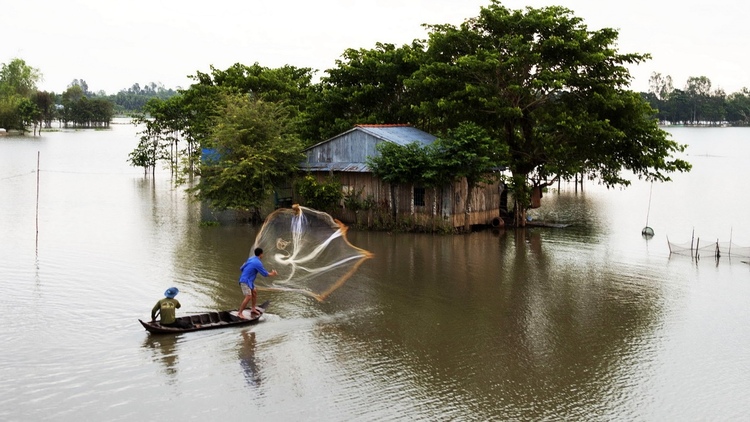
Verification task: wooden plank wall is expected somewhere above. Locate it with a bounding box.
[306,172,503,229]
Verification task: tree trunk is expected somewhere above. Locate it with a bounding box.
[512,173,529,227]
[514,198,527,227]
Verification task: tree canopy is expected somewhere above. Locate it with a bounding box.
[122,1,691,228]
[0,58,42,132]
[307,42,427,140]
[404,1,690,225]
[128,63,313,215]
[0,58,41,98]
[194,92,303,217]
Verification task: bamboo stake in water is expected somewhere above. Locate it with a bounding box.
[36,151,40,252]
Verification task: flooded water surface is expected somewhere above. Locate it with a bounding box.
[1,123,749,421]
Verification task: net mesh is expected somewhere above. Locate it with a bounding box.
[668,237,750,258]
[251,204,373,301]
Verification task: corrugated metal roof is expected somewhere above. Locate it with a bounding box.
[355,125,436,146]
[300,125,438,173]
[303,125,436,152]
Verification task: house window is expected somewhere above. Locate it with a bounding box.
[414,186,426,207]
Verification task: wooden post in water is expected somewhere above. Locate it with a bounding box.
[667,236,671,254]
[690,228,695,258]
[695,237,700,262]
[580,172,584,191]
[36,151,40,252]
[729,227,733,256]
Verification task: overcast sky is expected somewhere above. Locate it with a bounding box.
[3,0,748,95]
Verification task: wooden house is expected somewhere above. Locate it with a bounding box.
[300,124,507,230]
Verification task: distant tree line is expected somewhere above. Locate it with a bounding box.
[643,73,750,125]
[59,84,114,128]
[110,82,178,113]
[0,59,178,134]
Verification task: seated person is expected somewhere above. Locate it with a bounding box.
[151,287,193,329]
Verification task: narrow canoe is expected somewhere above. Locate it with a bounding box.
[139,300,270,334]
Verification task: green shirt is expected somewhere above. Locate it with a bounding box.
[151,298,181,324]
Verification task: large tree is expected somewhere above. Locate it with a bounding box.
[194,92,304,219]
[0,58,42,132]
[306,42,427,141]
[684,76,713,124]
[130,95,192,177]
[649,72,674,101]
[130,62,313,183]
[725,88,750,124]
[59,85,114,128]
[0,58,41,98]
[409,1,691,225]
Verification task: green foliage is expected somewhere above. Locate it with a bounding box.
[17,98,40,129]
[0,95,24,131]
[193,92,304,212]
[366,124,505,230]
[125,62,314,217]
[432,122,506,230]
[406,1,690,225]
[190,63,316,143]
[725,89,750,124]
[0,58,41,98]
[128,136,158,172]
[343,186,375,212]
[367,141,434,186]
[644,73,750,125]
[32,91,56,127]
[296,174,344,212]
[61,1,705,229]
[0,58,42,131]
[58,85,114,127]
[208,63,314,105]
[303,42,427,141]
[129,95,196,178]
[433,122,505,187]
[367,124,505,190]
[112,82,178,112]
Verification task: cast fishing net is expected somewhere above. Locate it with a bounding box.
[251,204,373,301]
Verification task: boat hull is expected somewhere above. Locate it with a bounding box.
[139,300,270,334]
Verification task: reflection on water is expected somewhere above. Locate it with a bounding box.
[142,335,180,382]
[239,330,261,388]
[340,226,669,420]
[1,124,750,420]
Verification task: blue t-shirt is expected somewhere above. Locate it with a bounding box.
[239,256,269,288]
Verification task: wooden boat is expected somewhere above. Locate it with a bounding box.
[139,300,270,334]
